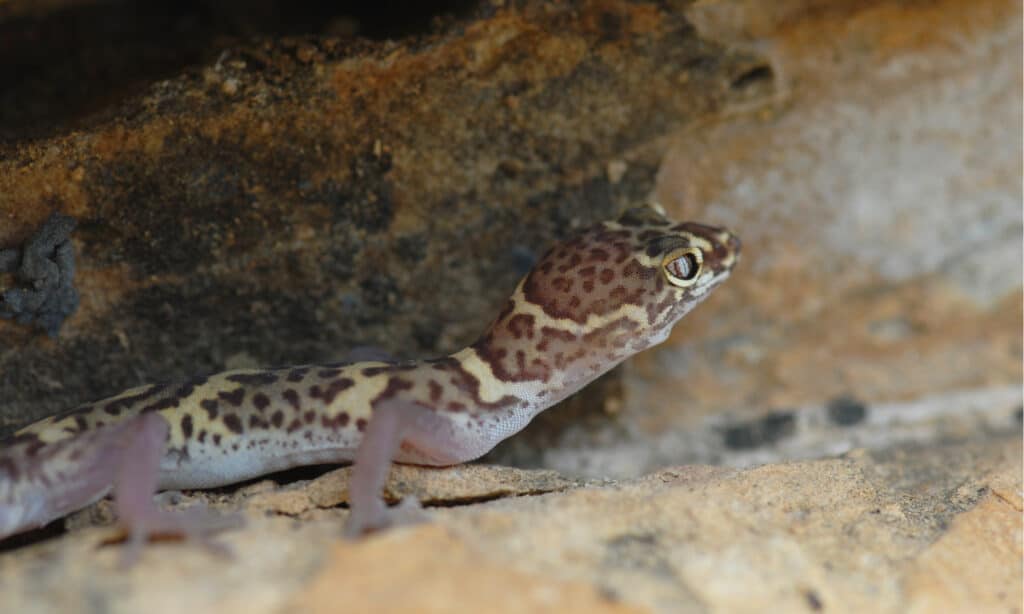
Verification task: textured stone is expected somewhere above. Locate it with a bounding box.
[296,526,643,614]
[0,435,1018,613]
[241,464,575,516]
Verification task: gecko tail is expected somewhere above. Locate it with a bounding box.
[0,419,136,540]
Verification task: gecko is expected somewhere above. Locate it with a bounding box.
[0,204,740,556]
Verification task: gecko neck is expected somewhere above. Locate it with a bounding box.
[460,314,670,415]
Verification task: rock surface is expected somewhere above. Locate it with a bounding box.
[0,434,1018,613]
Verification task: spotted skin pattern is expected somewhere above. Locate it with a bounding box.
[0,204,740,543]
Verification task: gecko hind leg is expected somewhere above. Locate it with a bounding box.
[344,399,469,537]
[113,413,243,566]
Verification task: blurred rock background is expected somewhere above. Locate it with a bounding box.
[0,1,1020,612]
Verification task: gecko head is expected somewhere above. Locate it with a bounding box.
[517,203,740,342]
[471,204,740,387]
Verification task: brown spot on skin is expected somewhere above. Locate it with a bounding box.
[613,242,631,263]
[181,415,194,439]
[599,268,615,284]
[622,260,656,280]
[218,388,246,407]
[582,279,594,293]
[428,358,520,410]
[253,393,270,411]
[27,441,46,457]
[646,294,675,325]
[551,277,572,292]
[579,265,596,277]
[304,410,316,424]
[321,413,349,430]
[373,377,415,404]
[200,398,219,420]
[428,380,443,403]
[74,415,88,433]
[213,434,222,446]
[505,313,536,339]
[536,326,577,352]
[283,389,301,411]
[310,378,355,404]
[198,430,207,443]
[271,411,284,428]
[589,248,610,262]
[356,418,368,432]
[361,366,392,377]
[286,419,303,434]
[556,252,583,273]
[318,368,342,378]
[474,334,553,384]
[223,414,244,434]
[142,397,180,413]
[447,401,466,412]
[286,367,309,382]
[227,372,279,386]
[249,415,268,429]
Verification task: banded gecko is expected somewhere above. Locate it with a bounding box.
[0,204,740,555]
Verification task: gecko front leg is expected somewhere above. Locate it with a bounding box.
[112,413,242,565]
[344,399,470,536]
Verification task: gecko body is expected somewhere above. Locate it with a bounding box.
[0,204,740,545]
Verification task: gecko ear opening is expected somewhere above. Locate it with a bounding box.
[662,247,703,286]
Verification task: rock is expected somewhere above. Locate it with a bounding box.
[0,435,1018,613]
[295,526,643,614]
[241,464,576,516]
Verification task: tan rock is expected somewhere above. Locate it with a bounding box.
[904,492,1023,613]
[294,525,643,614]
[242,464,575,516]
[0,436,1019,613]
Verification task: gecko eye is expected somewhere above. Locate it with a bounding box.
[662,247,703,287]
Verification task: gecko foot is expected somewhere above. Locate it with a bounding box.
[114,413,244,566]
[344,495,428,538]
